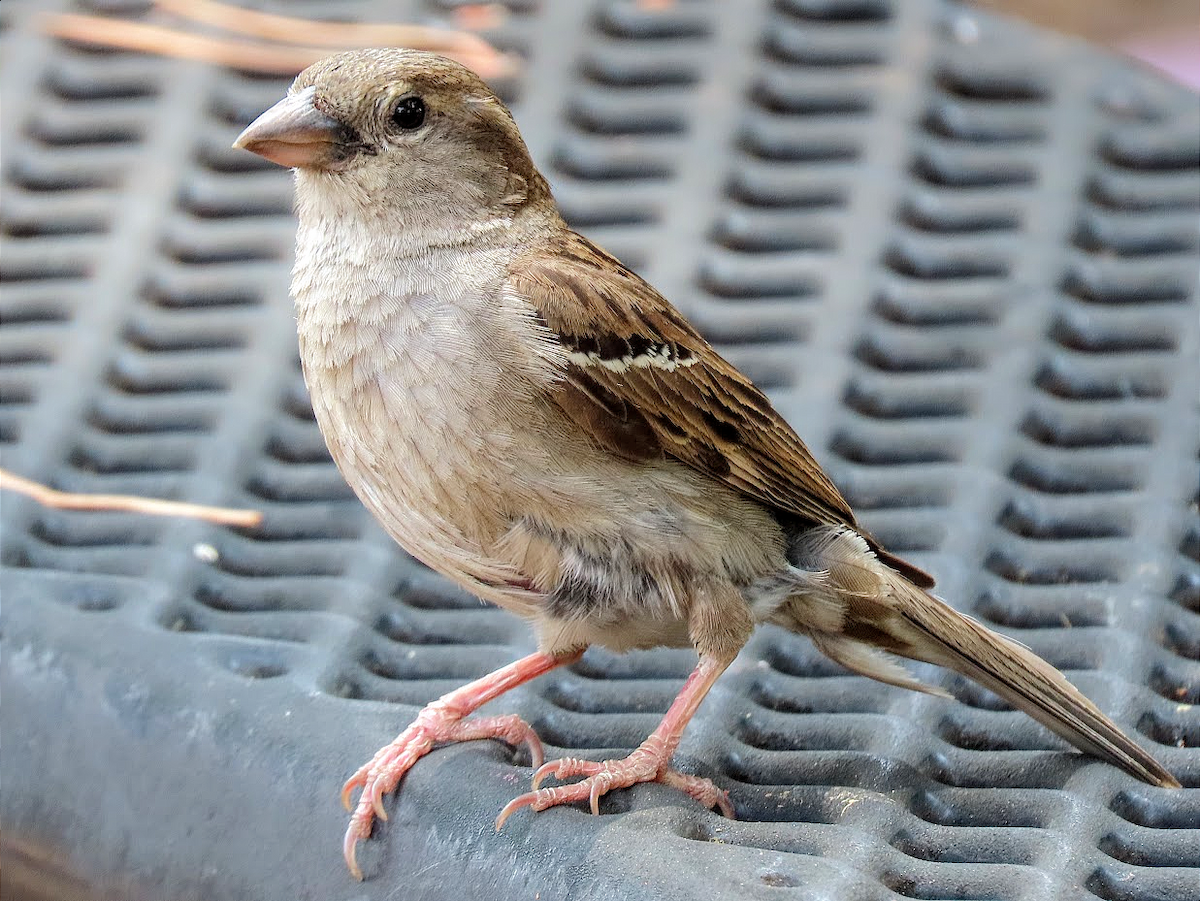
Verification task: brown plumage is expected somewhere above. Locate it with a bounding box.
[516,229,936,589]
[234,49,1178,881]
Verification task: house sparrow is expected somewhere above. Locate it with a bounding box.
[235,49,1179,880]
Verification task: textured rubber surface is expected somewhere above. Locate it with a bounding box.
[1,1,1197,899]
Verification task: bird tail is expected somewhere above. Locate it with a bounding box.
[884,572,1179,788]
[779,527,1179,789]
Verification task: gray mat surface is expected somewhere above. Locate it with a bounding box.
[2,1,1197,899]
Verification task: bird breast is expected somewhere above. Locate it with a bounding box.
[290,221,560,591]
[289,217,790,644]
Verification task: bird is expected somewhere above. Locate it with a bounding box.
[234,48,1179,880]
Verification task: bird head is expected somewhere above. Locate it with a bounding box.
[235,49,547,220]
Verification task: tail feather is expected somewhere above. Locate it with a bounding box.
[784,526,1179,788]
[886,574,1180,789]
[811,631,952,698]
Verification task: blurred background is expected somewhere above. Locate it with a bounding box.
[978,0,1199,89]
[2,2,1197,900]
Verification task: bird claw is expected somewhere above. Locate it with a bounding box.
[341,709,544,880]
[343,816,370,882]
[530,755,599,790]
[496,750,732,829]
[659,768,735,818]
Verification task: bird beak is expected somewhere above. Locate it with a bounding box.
[233,86,348,170]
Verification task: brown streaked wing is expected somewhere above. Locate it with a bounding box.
[511,231,936,589]
[511,231,856,528]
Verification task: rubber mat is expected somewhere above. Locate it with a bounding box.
[1,1,1197,899]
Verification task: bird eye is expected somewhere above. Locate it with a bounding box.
[391,96,426,131]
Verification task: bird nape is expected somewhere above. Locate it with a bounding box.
[235,48,1178,881]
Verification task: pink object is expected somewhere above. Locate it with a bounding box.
[495,654,734,828]
[1122,35,1200,90]
[340,647,738,879]
[340,649,581,880]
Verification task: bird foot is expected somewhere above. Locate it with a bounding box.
[341,704,543,879]
[494,744,732,828]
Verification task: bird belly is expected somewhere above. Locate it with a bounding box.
[495,450,791,654]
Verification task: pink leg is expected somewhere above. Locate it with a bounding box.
[495,652,735,829]
[342,648,582,880]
